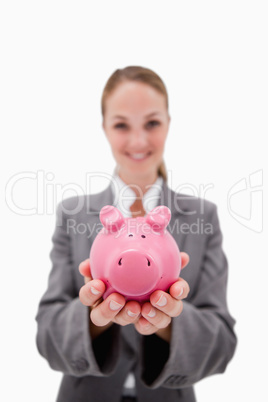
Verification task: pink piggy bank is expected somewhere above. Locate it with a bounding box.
[90,205,181,302]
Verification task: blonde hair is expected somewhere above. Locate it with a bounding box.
[157,160,168,182]
[101,66,169,182]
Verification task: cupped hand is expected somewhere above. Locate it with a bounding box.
[78,252,190,341]
[78,259,141,339]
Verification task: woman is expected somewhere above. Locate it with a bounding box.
[36,66,237,402]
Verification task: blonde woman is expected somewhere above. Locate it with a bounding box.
[36,66,237,402]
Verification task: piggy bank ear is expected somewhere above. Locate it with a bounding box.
[100,205,125,233]
[146,206,171,233]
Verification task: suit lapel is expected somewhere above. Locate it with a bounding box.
[86,182,115,213]
[158,180,191,252]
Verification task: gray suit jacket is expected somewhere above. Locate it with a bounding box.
[35,180,237,402]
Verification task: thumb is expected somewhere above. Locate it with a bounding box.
[79,258,92,284]
[180,252,190,270]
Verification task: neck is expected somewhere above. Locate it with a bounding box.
[118,169,158,198]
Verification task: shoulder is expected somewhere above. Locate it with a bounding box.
[55,183,113,220]
[165,184,218,222]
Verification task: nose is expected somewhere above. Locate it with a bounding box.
[129,129,148,150]
[109,250,160,297]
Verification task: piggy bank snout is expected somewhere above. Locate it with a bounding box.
[109,250,160,297]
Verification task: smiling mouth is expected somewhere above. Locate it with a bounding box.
[126,152,152,161]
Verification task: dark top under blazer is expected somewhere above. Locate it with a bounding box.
[35,180,237,402]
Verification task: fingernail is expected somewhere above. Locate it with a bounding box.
[147,308,156,318]
[177,287,184,298]
[110,300,123,311]
[156,295,167,307]
[127,310,137,317]
[90,286,101,295]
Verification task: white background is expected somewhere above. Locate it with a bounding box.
[1,1,267,401]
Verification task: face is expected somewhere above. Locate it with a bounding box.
[102,81,170,184]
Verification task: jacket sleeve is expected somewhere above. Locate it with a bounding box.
[141,203,237,389]
[35,201,121,377]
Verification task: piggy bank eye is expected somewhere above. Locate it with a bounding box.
[128,234,133,237]
[141,235,146,238]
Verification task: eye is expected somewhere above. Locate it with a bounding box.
[141,235,146,238]
[114,123,127,129]
[128,234,133,237]
[146,120,160,129]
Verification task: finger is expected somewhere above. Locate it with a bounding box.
[78,259,92,281]
[134,316,158,336]
[112,301,141,326]
[141,302,171,329]
[79,279,105,307]
[90,293,126,327]
[169,278,190,300]
[180,252,190,270]
[150,290,183,318]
